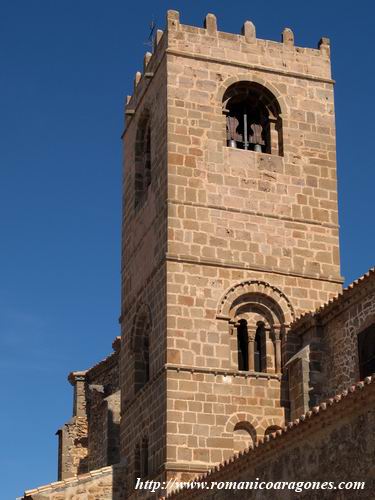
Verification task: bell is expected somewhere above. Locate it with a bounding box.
[227,115,239,148]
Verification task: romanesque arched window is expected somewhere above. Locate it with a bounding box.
[217,281,295,375]
[222,82,282,155]
[358,324,375,379]
[134,112,151,209]
[132,305,151,393]
[233,421,256,453]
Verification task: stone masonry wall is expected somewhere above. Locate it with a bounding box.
[120,23,169,489]
[57,344,121,480]
[57,416,88,480]
[57,372,89,480]
[166,367,285,482]
[319,275,375,398]
[121,266,168,493]
[164,266,340,473]
[24,464,127,500]
[122,371,166,499]
[163,11,342,477]
[86,351,120,471]
[169,378,375,500]
[166,12,341,284]
[286,270,375,419]
[120,9,343,486]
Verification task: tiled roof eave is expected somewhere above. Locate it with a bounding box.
[291,267,375,331]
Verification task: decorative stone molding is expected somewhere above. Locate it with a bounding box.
[217,75,287,116]
[217,279,295,325]
[164,363,282,380]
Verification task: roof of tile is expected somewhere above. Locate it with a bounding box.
[168,375,375,497]
[23,465,116,497]
[291,267,375,329]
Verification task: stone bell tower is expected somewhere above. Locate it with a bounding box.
[119,10,343,491]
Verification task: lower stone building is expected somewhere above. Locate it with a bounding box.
[56,337,121,482]
[23,269,375,499]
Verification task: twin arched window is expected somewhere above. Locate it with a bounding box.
[223,82,283,156]
[221,282,293,375]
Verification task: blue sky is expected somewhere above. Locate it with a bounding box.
[0,1,374,498]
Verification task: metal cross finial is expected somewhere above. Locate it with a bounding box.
[144,19,156,47]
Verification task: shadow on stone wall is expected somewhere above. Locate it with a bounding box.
[107,410,121,465]
[112,462,128,499]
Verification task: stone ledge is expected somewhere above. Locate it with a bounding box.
[166,253,344,285]
[165,363,282,380]
[166,48,334,85]
[168,197,339,231]
[122,362,281,415]
[165,462,212,473]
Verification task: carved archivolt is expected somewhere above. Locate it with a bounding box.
[217,280,295,326]
[217,75,287,116]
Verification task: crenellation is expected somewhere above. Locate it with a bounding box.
[133,70,141,93]
[124,29,168,127]
[318,36,331,54]
[282,27,295,46]
[204,13,217,35]
[167,9,180,30]
[143,51,152,72]
[240,21,256,45]
[125,10,333,128]
[154,28,164,51]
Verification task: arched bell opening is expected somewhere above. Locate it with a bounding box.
[222,81,283,156]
